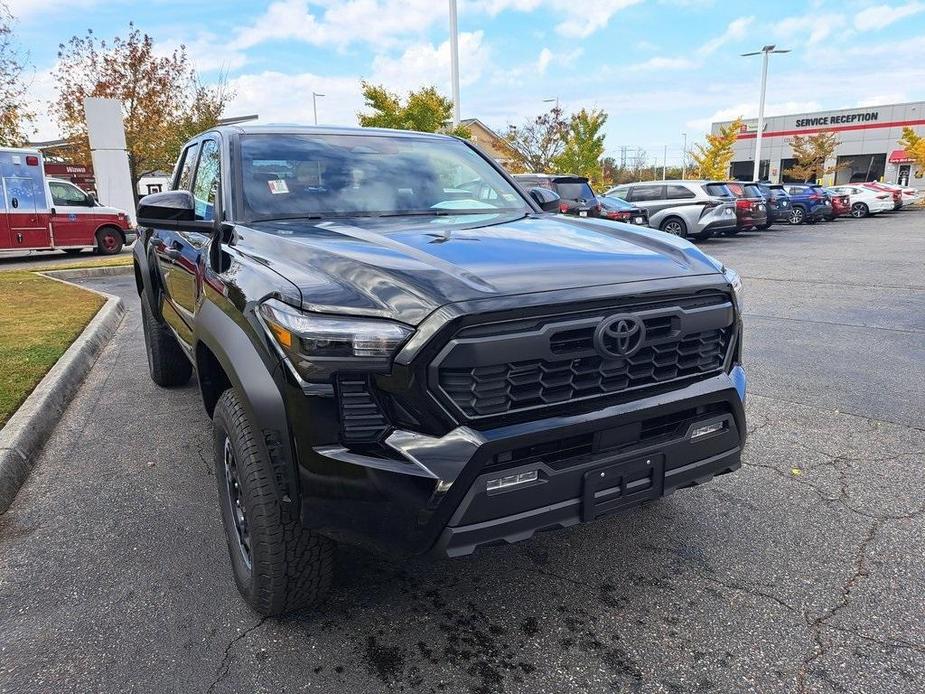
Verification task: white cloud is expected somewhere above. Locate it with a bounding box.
[232,0,448,50]
[854,1,925,31]
[156,35,248,73]
[227,72,363,127]
[22,67,58,141]
[6,0,99,18]
[774,13,848,45]
[536,47,583,75]
[697,16,753,55]
[627,56,698,71]
[685,100,823,130]
[554,0,643,38]
[370,31,490,89]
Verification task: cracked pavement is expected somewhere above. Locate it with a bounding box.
[1,210,924,693]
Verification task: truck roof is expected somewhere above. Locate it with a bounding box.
[202,124,459,141]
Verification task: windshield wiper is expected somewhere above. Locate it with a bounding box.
[377,209,522,218]
[250,212,380,223]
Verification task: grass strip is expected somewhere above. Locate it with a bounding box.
[0,272,104,427]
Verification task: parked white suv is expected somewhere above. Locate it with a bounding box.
[606,181,737,240]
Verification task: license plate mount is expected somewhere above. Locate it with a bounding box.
[581,454,665,522]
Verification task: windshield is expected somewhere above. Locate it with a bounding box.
[239,133,528,220]
[598,196,633,211]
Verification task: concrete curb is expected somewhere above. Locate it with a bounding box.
[40,265,133,280]
[0,275,125,514]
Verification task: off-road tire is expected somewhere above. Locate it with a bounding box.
[141,291,191,387]
[213,388,335,616]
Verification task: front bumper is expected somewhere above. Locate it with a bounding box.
[300,366,747,557]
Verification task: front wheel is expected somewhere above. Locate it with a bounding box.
[851,202,869,218]
[95,227,124,255]
[213,389,335,616]
[659,217,688,238]
[788,206,805,225]
[140,291,192,387]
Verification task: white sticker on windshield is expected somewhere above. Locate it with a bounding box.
[502,193,516,201]
[268,179,289,194]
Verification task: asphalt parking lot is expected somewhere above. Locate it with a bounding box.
[1,210,923,694]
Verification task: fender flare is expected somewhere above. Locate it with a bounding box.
[132,239,165,322]
[195,300,300,506]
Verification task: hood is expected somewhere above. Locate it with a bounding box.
[238,212,722,325]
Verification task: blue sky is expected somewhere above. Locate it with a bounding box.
[12,0,925,166]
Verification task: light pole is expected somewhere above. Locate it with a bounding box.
[449,0,461,126]
[742,45,790,181]
[543,97,560,111]
[681,132,687,179]
[312,92,325,125]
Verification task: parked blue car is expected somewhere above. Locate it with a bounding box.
[781,184,831,224]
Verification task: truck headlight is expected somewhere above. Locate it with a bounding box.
[258,298,413,382]
[724,267,744,313]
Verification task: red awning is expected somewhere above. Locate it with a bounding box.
[889,149,913,163]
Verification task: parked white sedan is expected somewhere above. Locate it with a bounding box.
[829,185,894,218]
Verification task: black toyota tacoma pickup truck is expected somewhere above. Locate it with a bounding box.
[134,125,747,616]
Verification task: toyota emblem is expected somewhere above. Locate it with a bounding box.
[594,314,646,359]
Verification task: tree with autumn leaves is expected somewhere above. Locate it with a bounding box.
[689,118,743,180]
[783,132,842,183]
[0,1,33,146]
[898,127,925,174]
[51,24,233,197]
[358,82,470,138]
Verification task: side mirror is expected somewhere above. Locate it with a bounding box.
[137,190,213,231]
[529,187,561,213]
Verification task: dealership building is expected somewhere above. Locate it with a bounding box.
[713,101,925,189]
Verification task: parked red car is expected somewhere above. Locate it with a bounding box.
[725,182,768,233]
[1,147,136,256]
[862,182,902,210]
[824,189,850,218]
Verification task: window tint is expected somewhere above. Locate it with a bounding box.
[665,184,695,199]
[609,186,629,199]
[627,185,664,202]
[726,182,744,197]
[175,143,200,191]
[240,133,527,219]
[192,140,220,221]
[598,196,633,211]
[49,181,89,206]
[554,181,596,202]
[743,185,762,197]
[703,183,732,197]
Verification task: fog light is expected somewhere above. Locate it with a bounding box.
[487,470,538,491]
[690,421,725,440]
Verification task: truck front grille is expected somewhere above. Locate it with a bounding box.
[431,292,735,421]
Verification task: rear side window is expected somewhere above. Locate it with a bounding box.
[743,185,762,197]
[627,185,665,202]
[175,142,200,191]
[666,184,695,199]
[703,183,732,197]
[554,181,596,202]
